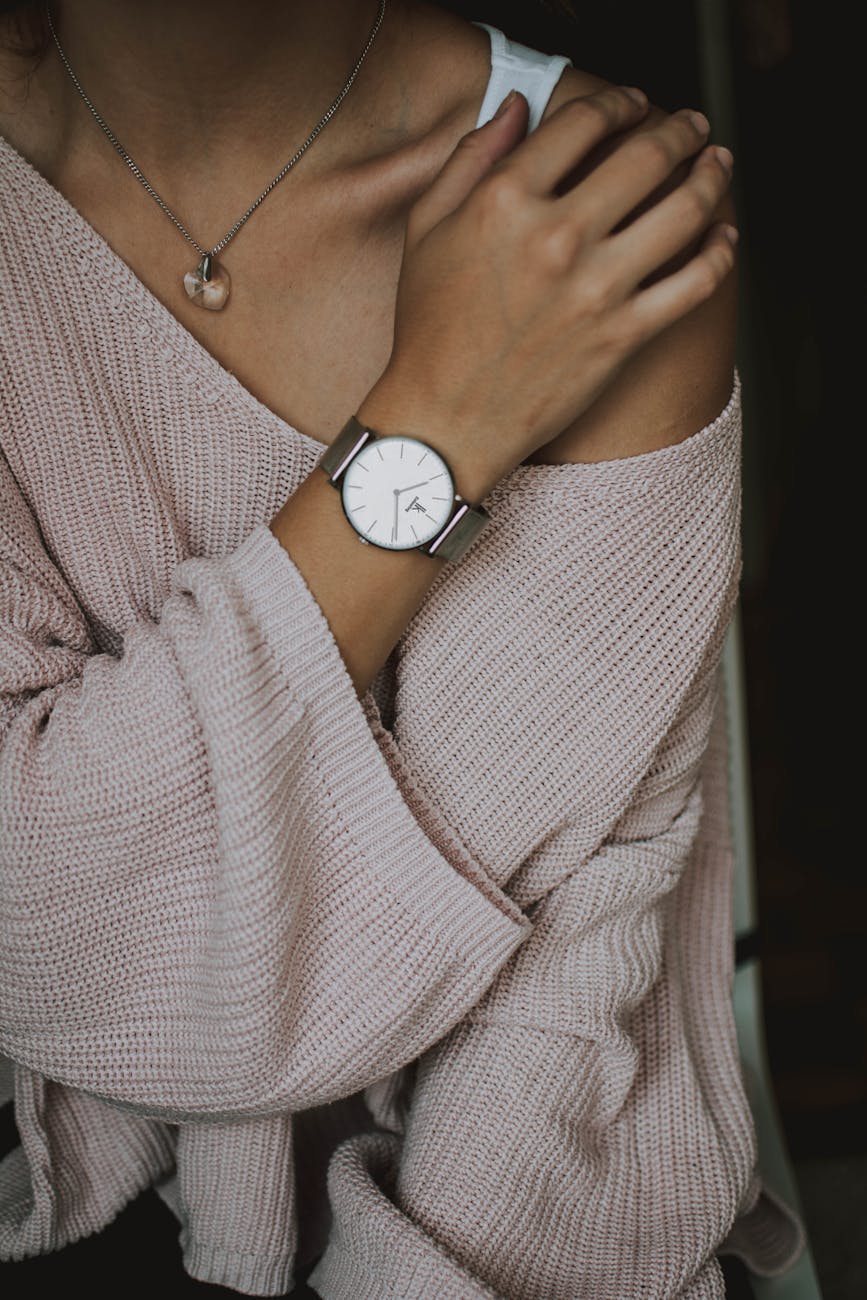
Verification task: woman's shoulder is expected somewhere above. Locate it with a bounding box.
[400,9,739,467]
[526,62,739,465]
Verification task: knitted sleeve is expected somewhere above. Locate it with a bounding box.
[376,373,742,910]
[308,377,744,1300]
[0,451,531,1123]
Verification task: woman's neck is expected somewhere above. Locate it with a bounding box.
[16,0,409,189]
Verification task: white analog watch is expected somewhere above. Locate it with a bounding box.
[318,416,492,563]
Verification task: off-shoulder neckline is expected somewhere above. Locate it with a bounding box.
[0,26,741,501]
[0,123,340,457]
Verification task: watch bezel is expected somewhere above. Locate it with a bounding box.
[320,416,492,563]
[338,433,457,553]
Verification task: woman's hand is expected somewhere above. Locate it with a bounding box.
[368,86,736,483]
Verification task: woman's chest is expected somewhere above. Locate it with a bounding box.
[63,165,416,450]
[131,199,413,447]
[0,9,492,448]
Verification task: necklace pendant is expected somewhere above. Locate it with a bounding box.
[183,253,231,311]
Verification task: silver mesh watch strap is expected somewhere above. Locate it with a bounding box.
[319,416,492,564]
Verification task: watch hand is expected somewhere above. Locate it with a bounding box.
[393,489,399,542]
[398,480,431,495]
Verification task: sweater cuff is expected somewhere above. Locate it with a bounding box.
[181,1231,295,1297]
[224,520,530,942]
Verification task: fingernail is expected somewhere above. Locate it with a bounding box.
[722,224,739,247]
[714,145,734,172]
[685,109,710,133]
[621,85,647,106]
[494,89,518,120]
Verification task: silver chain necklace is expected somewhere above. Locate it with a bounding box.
[45,0,388,311]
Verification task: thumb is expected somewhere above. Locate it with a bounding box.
[406,90,529,242]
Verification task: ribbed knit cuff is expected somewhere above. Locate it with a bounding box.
[181,1230,295,1297]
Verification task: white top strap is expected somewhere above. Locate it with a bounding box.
[472,22,574,134]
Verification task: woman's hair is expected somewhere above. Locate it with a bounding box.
[0,0,49,61]
[1,0,579,64]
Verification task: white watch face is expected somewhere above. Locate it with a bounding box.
[341,436,455,550]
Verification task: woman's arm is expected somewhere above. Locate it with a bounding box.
[370,372,742,904]
[0,450,531,1124]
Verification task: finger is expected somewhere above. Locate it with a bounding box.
[494,84,650,196]
[615,222,738,346]
[600,145,734,296]
[561,107,712,238]
[406,91,530,243]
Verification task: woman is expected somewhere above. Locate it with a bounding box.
[0,0,805,1296]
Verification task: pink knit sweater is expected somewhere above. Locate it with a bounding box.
[0,23,805,1300]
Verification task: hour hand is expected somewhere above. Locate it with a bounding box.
[398,480,431,495]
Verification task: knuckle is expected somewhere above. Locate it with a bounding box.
[528,218,577,274]
[675,109,710,142]
[577,93,618,131]
[599,86,629,112]
[573,268,614,316]
[456,125,485,152]
[475,168,524,219]
[450,131,482,167]
[680,184,714,224]
[648,111,704,165]
[599,85,640,120]
[640,132,676,170]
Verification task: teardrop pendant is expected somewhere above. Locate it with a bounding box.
[183,253,231,311]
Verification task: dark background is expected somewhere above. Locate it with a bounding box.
[2,1,860,1296]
